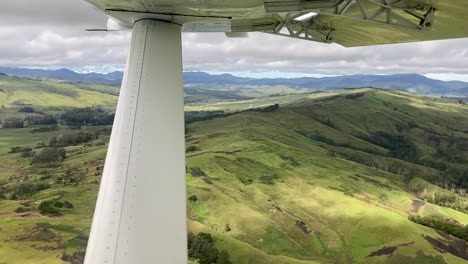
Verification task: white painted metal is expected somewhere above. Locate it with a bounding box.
[106,17,131,30]
[84,0,468,46]
[84,19,187,264]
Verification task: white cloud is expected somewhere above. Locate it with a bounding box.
[1,0,468,80]
[181,32,468,76]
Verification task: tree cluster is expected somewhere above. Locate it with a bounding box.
[0,181,50,200]
[408,180,468,213]
[60,107,114,126]
[49,132,96,147]
[9,146,32,154]
[409,215,468,242]
[2,115,58,128]
[1,118,24,128]
[246,103,279,113]
[55,169,86,186]
[188,232,231,264]
[369,132,420,162]
[32,148,66,164]
[38,200,60,215]
[24,115,57,126]
[17,106,36,113]
[185,104,280,125]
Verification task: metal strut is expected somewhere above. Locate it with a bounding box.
[270,13,335,43]
[84,19,187,264]
[264,0,436,43]
[319,0,436,31]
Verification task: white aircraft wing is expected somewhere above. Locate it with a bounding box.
[84,0,468,46]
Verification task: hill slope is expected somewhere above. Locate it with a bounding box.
[0,86,467,263]
[185,89,468,263]
[0,74,118,110]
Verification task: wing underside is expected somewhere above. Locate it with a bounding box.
[83,0,468,47]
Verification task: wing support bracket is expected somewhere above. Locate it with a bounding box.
[265,0,436,32]
[269,13,335,43]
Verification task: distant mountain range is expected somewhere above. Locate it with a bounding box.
[0,67,124,86]
[1,67,467,96]
[184,72,468,96]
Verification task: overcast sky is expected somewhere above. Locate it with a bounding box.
[1,0,468,81]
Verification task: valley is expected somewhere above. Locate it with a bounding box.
[0,74,467,263]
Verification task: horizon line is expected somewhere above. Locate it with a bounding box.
[1,66,468,82]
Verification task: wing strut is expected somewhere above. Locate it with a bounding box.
[84,19,188,264]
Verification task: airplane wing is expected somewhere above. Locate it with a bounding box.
[81,1,468,264]
[83,0,468,46]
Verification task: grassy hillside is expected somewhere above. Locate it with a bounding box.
[184,88,468,264]
[0,126,107,264]
[0,75,118,110]
[0,82,467,263]
[184,84,309,103]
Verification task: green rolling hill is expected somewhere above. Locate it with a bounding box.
[185,89,468,264]
[0,76,467,264]
[0,74,118,110]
